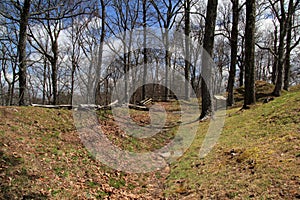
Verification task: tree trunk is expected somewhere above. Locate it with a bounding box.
[238,36,245,87]
[42,56,47,104]
[273,0,288,97]
[142,0,147,100]
[191,61,196,93]
[283,0,294,91]
[184,0,191,101]
[0,70,3,105]
[18,0,31,106]
[6,83,11,106]
[243,0,256,108]
[238,64,244,87]
[124,55,128,103]
[200,0,218,119]
[50,38,59,105]
[164,30,170,101]
[271,26,278,85]
[10,71,16,105]
[95,0,106,104]
[51,60,58,105]
[70,59,76,105]
[227,0,239,106]
[273,30,285,96]
[283,26,291,91]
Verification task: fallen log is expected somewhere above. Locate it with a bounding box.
[128,104,149,111]
[78,100,119,110]
[31,100,148,111]
[78,104,99,110]
[139,98,153,106]
[31,104,73,110]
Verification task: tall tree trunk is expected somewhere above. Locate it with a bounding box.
[273,30,285,96]
[142,0,147,100]
[200,0,218,119]
[243,0,256,108]
[42,56,47,104]
[70,59,76,105]
[10,72,16,105]
[283,24,291,91]
[6,83,11,106]
[238,36,245,87]
[51,60,58,105]
[238,64,244,87]
[124,53,128,103]
[184,0,191,101]
[191,64,196,93]
[95,0,106,104]
[51,39,59,105]
[283,0,294,91]
[18,0,31,106]
[122,15,128,103]
[164,30,170,101]
[273,0,288,97]
[127,31,133,102]
[271,26,278,85]
[227,0,239,106]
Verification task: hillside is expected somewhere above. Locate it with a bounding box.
[0,85,300,199]
[166,85,300,199]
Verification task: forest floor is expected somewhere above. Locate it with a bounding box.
[0,82,300,199]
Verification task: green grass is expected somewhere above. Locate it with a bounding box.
[0,106,168,199]
[109,177,126,189]
[164,87,300,199]
[0,84,299,199]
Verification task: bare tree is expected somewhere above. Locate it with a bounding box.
[269,0,298,96]
[227,0,239,106]
[28,0,91,104]
[243,0,256,108]
[77,13,105,104]
[150,0,182,101]
[283,0,300,91]
[94,0,107,104]
[1,39,19,105]
[18,0,31,105]
[142,0,147,100]
[184,0,191,101]
[107,0,141,102]
[200,0,218,119]
[0,0,32,105]
[67,16,89,104]
[190,0,206,95]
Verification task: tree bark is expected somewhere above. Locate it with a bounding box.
[227,0,239,106]
[238,36,245,87]
[283,0,295,91]
[243,0,256,107]
[271,26,278,85]
[0,70,3,105]
[184,0,191,101]
[18,0,31,106]
[42,56,47,105]
[95,0,106,104]
[273,0,288,97]
[70,58,76,105]
[164,30,170,101]
[142,0,147,100]
[238,63,244,87]
[50,38,59,105]
[200,0,218,119]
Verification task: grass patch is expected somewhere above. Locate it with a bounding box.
[0,84,299,199]
[164,88,300,199]
[109,177,126,189]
